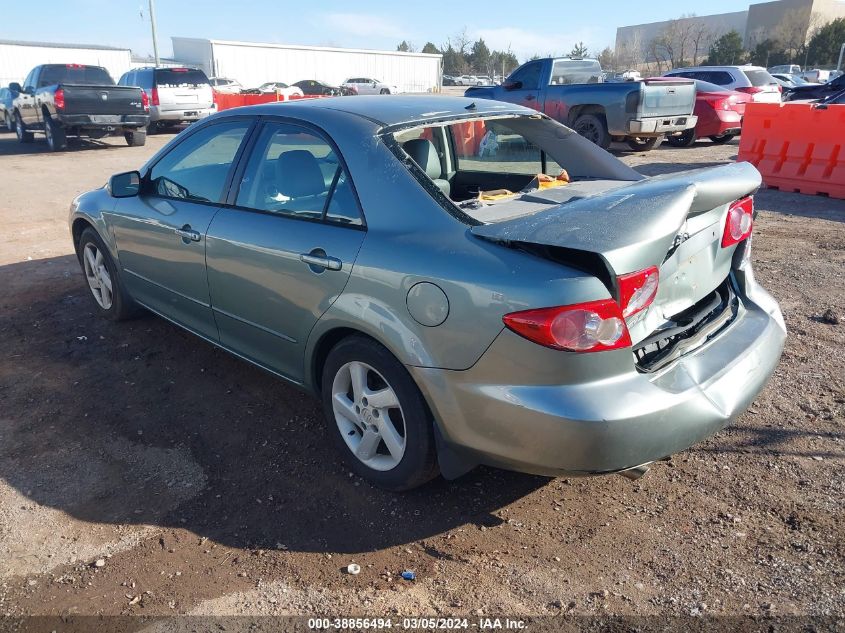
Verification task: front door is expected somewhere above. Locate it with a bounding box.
[110,119,252,340]
[502,60,543,111]
[205,120,366,382]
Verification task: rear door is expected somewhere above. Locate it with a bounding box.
[154,68,214,112]
[205,120,366,381]
[110,118,253,339]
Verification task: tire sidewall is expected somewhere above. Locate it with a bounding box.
[320,336,438,491]
[78,228,134,321]
[574,114,610,149]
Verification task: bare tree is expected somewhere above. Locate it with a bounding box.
[691,22,715,65]
[776,7,812,62]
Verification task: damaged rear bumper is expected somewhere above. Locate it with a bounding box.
[411,271,785,478]
[628,115,698,136]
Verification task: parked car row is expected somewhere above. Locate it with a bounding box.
[210,76,400,96]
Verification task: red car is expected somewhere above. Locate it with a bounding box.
[648,78,751,147]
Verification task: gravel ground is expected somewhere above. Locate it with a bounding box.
[0,122,843,627]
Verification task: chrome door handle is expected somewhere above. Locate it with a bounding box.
[175,227,201,242]
[300,253,342,271]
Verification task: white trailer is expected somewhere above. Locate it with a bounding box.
[0,40,132,87]
[172,37,442,93]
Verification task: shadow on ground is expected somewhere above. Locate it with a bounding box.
[0,255,547,555]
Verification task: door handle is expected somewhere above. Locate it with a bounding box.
[525,94,536,101]
[174,227,201,242]
[300,253,342,271]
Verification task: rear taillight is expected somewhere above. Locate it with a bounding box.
[617,266,659,317]
[140,89,149,111]
[722,196,754,247]
[150,87,159,106]
[503,300,631,353]
[54,87,65,110]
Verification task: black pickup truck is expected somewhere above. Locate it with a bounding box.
[11,64,150,151]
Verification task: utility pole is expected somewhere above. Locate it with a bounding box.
[149,0,160,66]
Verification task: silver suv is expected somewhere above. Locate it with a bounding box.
[118,67,216,132]
[664,65,781,102]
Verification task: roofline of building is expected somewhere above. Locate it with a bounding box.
[0,39,129,52]
[171,36,443,59]
[615,9,749,32]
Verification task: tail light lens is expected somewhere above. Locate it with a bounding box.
[140,89,149,111]
[722,196,754,247]
[54,88,65,110]
[617,266,659,317]
[736,86,764,95]
[150,87,159,106]
[503,300,631,353]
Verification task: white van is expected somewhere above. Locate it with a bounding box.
[119,67,215,132]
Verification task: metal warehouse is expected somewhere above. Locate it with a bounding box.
[0,40,131,87]
[172,37,442,93]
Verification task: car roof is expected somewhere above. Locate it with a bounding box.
[238,95,534,127]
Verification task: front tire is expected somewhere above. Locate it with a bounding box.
[380,88,390,95]
[666,128,696,147]
[321,336,439,491]
[44,115,67,151]
[572,113,611,150]
[15,112,34,143]
[125,129,147,146]
[77,228,137,321]
[626,136,661,151]
[4,111,14,132]
[709,133,737,144]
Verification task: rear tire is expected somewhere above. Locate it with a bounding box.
[666,128,697,148]
[44,115,67,151]
[125,130,147,146]
[572,113,611,150]
[4,111,14,132]
[15,112,34,143]
[77,228,138,321]
[146,121,158,135]
[321,336,439,491]
[380,88,390,95]
[626,136,661,151]
[709,133,737,144]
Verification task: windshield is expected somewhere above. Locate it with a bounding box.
[386,115,641,224]
[743,69,777,87]
[550,59,603,84]
[155,68,209,87]
[40,65,114,86]
[694,80,732,93]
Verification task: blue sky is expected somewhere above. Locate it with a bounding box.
[5,0,750,61]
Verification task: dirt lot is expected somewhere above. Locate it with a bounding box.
[0,122,843,627]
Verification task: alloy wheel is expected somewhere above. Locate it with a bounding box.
[331,361,406,471]
[82,243,113,309]
[576,120,600,144]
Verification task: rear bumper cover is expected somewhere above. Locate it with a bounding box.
[412,270,785,477]
[697,110,743,138]
[56,113,149,130]
[151,105,216,122]
[628,115,698,136]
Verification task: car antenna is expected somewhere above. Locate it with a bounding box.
[465,102,477,110]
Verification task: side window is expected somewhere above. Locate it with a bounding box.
[509,62,542,90]
[235,122,362,226]
[148,120,250,203]
[23,69,36,91]
[710,72,733,85]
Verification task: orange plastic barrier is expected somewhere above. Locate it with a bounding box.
[451,120,488,157]
[737,102,845,199]
[213,92,326,111]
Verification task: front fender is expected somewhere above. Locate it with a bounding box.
[69,187,119,260]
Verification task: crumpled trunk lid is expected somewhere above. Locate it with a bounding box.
[471,162,762,337]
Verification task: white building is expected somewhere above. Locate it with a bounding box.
[0,40,131,86]
[172,37,442,93]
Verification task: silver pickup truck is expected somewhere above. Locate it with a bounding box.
[465,57,698,151]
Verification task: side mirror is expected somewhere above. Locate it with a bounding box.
[108,171,141,198]
[503,80,522,90]
[9,82,22,94]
